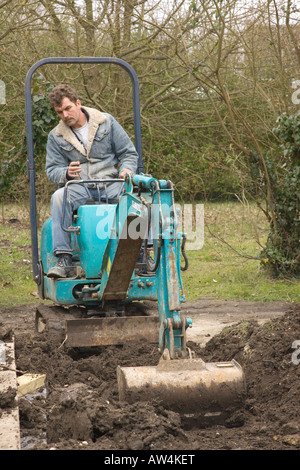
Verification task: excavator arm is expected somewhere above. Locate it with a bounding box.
[96,173,190,358]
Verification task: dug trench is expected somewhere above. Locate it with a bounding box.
[0,299,299,450]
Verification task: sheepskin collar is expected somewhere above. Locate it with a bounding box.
[55,106,107,156]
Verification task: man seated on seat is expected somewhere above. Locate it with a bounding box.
[45,84,138,278]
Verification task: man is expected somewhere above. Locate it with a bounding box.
[45,84,138,278]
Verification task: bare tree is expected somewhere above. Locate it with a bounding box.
[0,0,299,207]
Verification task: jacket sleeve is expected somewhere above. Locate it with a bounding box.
[110,116,139,175]
[45,132,69,185]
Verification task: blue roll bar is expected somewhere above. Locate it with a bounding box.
[25,57,144,282]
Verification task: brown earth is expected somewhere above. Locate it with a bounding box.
[0,299,300,452]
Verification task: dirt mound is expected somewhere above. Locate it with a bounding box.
[196,303,300,447]
[1,301,300,450]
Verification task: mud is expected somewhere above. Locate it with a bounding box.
[0,299,300,451]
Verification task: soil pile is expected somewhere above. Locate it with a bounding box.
[1,302,300,450]
[197,302,300,448]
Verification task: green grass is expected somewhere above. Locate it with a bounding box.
[0,200,299,307]
[0,202,50,307]
[0,225,38,307]
[181,201,300,303]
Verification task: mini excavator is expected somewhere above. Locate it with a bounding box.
[26,58,245,416]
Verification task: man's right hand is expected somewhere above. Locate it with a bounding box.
[67,161,82,179]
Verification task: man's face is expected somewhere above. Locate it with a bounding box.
[54,97,82,128]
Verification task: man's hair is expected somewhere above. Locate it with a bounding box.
[48,84,78,108]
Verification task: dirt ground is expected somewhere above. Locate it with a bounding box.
[0,298,300,451]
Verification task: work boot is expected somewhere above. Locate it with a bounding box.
[136,247,155,274]
[145,250,155,272]
[47,254,73,279]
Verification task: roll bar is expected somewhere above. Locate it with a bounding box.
[25,57,144,282]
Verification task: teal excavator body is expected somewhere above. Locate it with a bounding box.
[39,173,190,358]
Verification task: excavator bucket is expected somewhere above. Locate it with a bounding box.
[117,357,246,416]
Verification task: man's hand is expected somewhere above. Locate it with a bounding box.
[119,169,133,179]
[67,161,82,179]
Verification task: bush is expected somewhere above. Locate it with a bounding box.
[260,114,300,277]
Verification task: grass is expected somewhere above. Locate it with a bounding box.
[0,200,299,307]
[0,202,50,307]
[0,224,38,307]
[181,201,300,303]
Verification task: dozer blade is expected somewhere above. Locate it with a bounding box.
[65,315,160,347]
[117,357,246,416]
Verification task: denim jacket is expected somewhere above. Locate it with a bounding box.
[45,107,138,186]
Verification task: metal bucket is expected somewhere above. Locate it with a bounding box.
[117,357,246,414]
